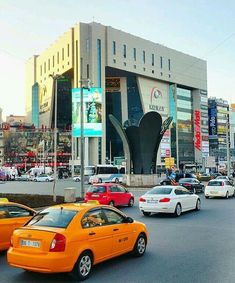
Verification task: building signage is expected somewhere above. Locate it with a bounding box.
[194,110,201,151]
[137,77,169,116]
[72,87,102,137]
[208,107,217,137]
[105,77,121,92]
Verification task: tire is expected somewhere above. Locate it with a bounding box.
[225,191,229,199]
[34,179,37,182]
[132,234,147,257]
[115,178,119,183]
[205,196,209,199]
[162,181,167,185]
[98,178,102,183]
[142,211,151,217]
[195,199,201,211]
[71,251,93,281]
[174,203,182,217]
[109,201,114,206]
[46,179,49,182]
[128,197,134,207]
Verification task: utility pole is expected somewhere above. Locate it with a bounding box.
[226,120,231,176]
[80,58,85,199]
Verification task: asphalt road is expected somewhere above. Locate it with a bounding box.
[1,183,235,282]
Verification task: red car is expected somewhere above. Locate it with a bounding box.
[85,183,134,207]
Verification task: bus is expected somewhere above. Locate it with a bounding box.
[89,164,125,184]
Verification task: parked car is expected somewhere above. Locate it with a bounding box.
[0,199,36,251]
[139,185,200,217]
[178,178,204,193]
[15,174,30,181]
[198,173,211,182]
[159,172,197,185]
[8,203,148,281]
[85,183,134,207]
[205,179,235,199]
[210,172,222,179]
[34,174,54,182]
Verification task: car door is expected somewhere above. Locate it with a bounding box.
[174,188,190,211]
[102,208,135,256]
[225,181,234,196]
[116,185,129,205]
[81,208,113,262]
[108,185,120,206]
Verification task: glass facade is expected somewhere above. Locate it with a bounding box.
[177,87,194,163]
[169,84,177,163]
[32,83,39,128]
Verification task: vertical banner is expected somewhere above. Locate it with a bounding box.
[72,87,102,137]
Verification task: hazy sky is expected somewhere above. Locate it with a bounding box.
[0,0,235,119]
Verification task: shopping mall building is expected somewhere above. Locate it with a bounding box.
[25,22,208,168]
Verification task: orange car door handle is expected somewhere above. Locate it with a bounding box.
[89,232,96,235]
[113,228,119,231]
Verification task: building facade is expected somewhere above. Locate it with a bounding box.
[25,22,207,168]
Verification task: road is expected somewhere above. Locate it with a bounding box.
[1,182,235,282]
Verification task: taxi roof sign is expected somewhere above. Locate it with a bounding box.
[0,198,9,202]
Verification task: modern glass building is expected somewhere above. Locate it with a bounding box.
[25,22,207,168]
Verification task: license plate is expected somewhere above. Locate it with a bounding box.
[210,191,218,194]
[147,200,158,204]
[20,239,41,248]
[91,194,99,197]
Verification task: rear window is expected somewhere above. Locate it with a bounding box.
[146,187,172,195]
[87,186,106,193]
[208,181,223,186]
[27,208,77,228]
[179,178,193,183]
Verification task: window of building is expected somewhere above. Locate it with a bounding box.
[86,39,89,53]
[57,52,59,64]
[123,44,127,58]
[160,56,163,68]
[113,41,116,55]
[48,59,50,71]
[168,59,171,71]
[133,48,136,61]
[62,48,64,60]
[67,44,69,57]
[143,51,145,64]
[53,56,55,67]
[44,62,46,73]
[87,64,89,79]
[152,54,154,66]
[40,65,42,76]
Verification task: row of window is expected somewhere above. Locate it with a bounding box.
[40,44,70,76]
[112,41,171,70]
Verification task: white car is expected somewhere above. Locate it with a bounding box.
[139,185,200,217]
[73,176,81,182]
[34,174,54,182]
[205,179,235,199]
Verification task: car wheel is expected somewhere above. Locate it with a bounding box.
[115,178,119,183]
[195,199,201,211]
[34,179,37,182]
[205,195,209,199]
[233,190,235,197]
[71,251,93,281]
[128,197,134,207]
[98,178,102,183]
[46,179,49,182]
[225,191,229,199]
[132,234,147,257]
[163,181,167,185]
[109,201,114,206]
[174,203,182,217]
[142,211,151,217]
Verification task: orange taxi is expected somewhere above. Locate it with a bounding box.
[0,198,36,251]
[7,202,148,281]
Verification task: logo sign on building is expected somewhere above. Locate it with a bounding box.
[208,107,217,138]
[72,87,102,137]
[194,110,201,151]
[105,77,120,92]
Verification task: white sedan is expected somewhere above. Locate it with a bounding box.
[33,174,54,182]
[205,179,235,199]
[139,186,200,217]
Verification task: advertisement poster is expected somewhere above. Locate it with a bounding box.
[72,87,102,137]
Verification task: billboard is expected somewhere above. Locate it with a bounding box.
[208,106,217,138]
[72,87,102,137]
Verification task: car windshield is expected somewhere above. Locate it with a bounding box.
[208,181,223,186]
[27,208,77,228]
[146,187,172,195]
[87,186,106,193]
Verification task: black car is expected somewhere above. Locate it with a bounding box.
[159,172,197,185]
[178,178,204,193]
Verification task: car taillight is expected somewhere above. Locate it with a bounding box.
[49,233,66,252]
[159,198,171,202]
[139,197,146,202]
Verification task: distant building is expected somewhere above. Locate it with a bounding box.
[25,22,207,168]
[6,115,25,125]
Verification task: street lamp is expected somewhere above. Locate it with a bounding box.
[49,73,64,202]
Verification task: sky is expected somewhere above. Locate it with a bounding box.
[0,0,235,119]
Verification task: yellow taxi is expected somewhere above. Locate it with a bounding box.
[0,198,36,251]
[7,202,148,281]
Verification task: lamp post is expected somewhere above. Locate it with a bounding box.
[49,74,64,202]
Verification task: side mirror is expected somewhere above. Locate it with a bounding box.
[124,216,134,223]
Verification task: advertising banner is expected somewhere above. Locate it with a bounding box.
[208,106,217,138]
[72,87,102,137]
